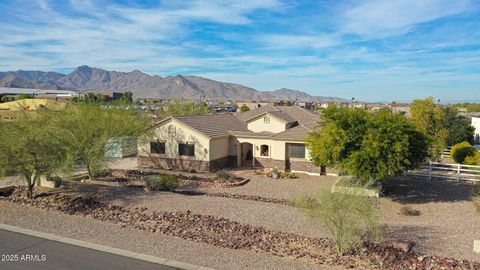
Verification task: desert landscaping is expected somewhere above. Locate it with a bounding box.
[1,162,479,269]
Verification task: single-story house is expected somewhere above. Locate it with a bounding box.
[138,105,329,175]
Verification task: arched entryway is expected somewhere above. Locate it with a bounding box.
[240,142,254,167]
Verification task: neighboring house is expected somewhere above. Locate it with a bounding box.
[137,105,328,175]
[0,87,79,100]
[472,117,480,145]
[389,104,411,117]
[236,102,269,111]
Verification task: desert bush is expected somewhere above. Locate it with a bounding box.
[293,189,382,255]
[145,174,179,191]
[464,151,480,166]
[215,171,235,181]
[400,206,421,216]
[451,141,476,164]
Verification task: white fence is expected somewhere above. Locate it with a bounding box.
[441,146,452,159]
[407,161,480,182]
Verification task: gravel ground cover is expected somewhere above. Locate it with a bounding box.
[67,170,480,263]
[0,199,335,270]
[380,176,480,262]
[2,164,480,266]
[2,187,479,269]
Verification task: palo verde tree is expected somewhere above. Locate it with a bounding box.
[0,111,71,199]
[307,106,429,183]
[53,104,150,179]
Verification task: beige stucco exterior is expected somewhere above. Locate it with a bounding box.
[246,114,289,133]
[138,119,210,161]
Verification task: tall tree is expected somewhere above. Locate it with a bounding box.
[0,111,70,198]
[410,97,448,160]
[307,106,428,183]
[54,104,150,179]
[443,106,474,145]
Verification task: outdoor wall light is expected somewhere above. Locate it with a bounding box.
[204,148,208,154]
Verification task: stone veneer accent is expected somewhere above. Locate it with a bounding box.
[254,157,286,171]
[289,159,321,174]
[138,155,237,172]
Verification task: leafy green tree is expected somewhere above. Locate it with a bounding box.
[156,99,212,118]
[443,106,474,145]
[17,94,34,100]
[307,106,428,183]
[0,111,70,198]
[54,104,150,179]
[239,104,250,112]
[410,97,448,160]
[294,188,382,255]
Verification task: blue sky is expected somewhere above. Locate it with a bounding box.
[0,0,479,102]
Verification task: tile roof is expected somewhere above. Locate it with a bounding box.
[275,106,319,125]
[154,105,321,140]
[233,104,278,122]
[234,104,319,125]
[271,123,319,140]
[173,114,248,137]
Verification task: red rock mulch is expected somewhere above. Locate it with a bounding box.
[1,187,479,270]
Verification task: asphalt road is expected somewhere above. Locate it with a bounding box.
[0,229,179,270]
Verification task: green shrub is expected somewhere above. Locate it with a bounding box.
[293,189,382,255]
[215,172,234,181]
[464,151,480,166]
[145,174,179,191]
[451,141,476,164]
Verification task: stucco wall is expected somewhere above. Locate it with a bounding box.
[138,119,210,161]
[472,117,480,145]
[209,136,230,160]
[247,115,287,133]
[230,137,312,164]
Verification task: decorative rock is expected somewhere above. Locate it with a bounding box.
[474,240,480,253]
[388,240,415,253]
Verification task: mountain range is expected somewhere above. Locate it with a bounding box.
[0,65,347,102]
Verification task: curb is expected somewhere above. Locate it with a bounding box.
[0,223,215,270]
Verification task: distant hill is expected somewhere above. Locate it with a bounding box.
[0,65,347,102]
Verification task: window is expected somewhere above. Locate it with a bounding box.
[263,116,270,124]
[179,143,195,156]
[150,141,165,154]
[288,143,305,159]
[168,125,176,137]
[260,145,269,157]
